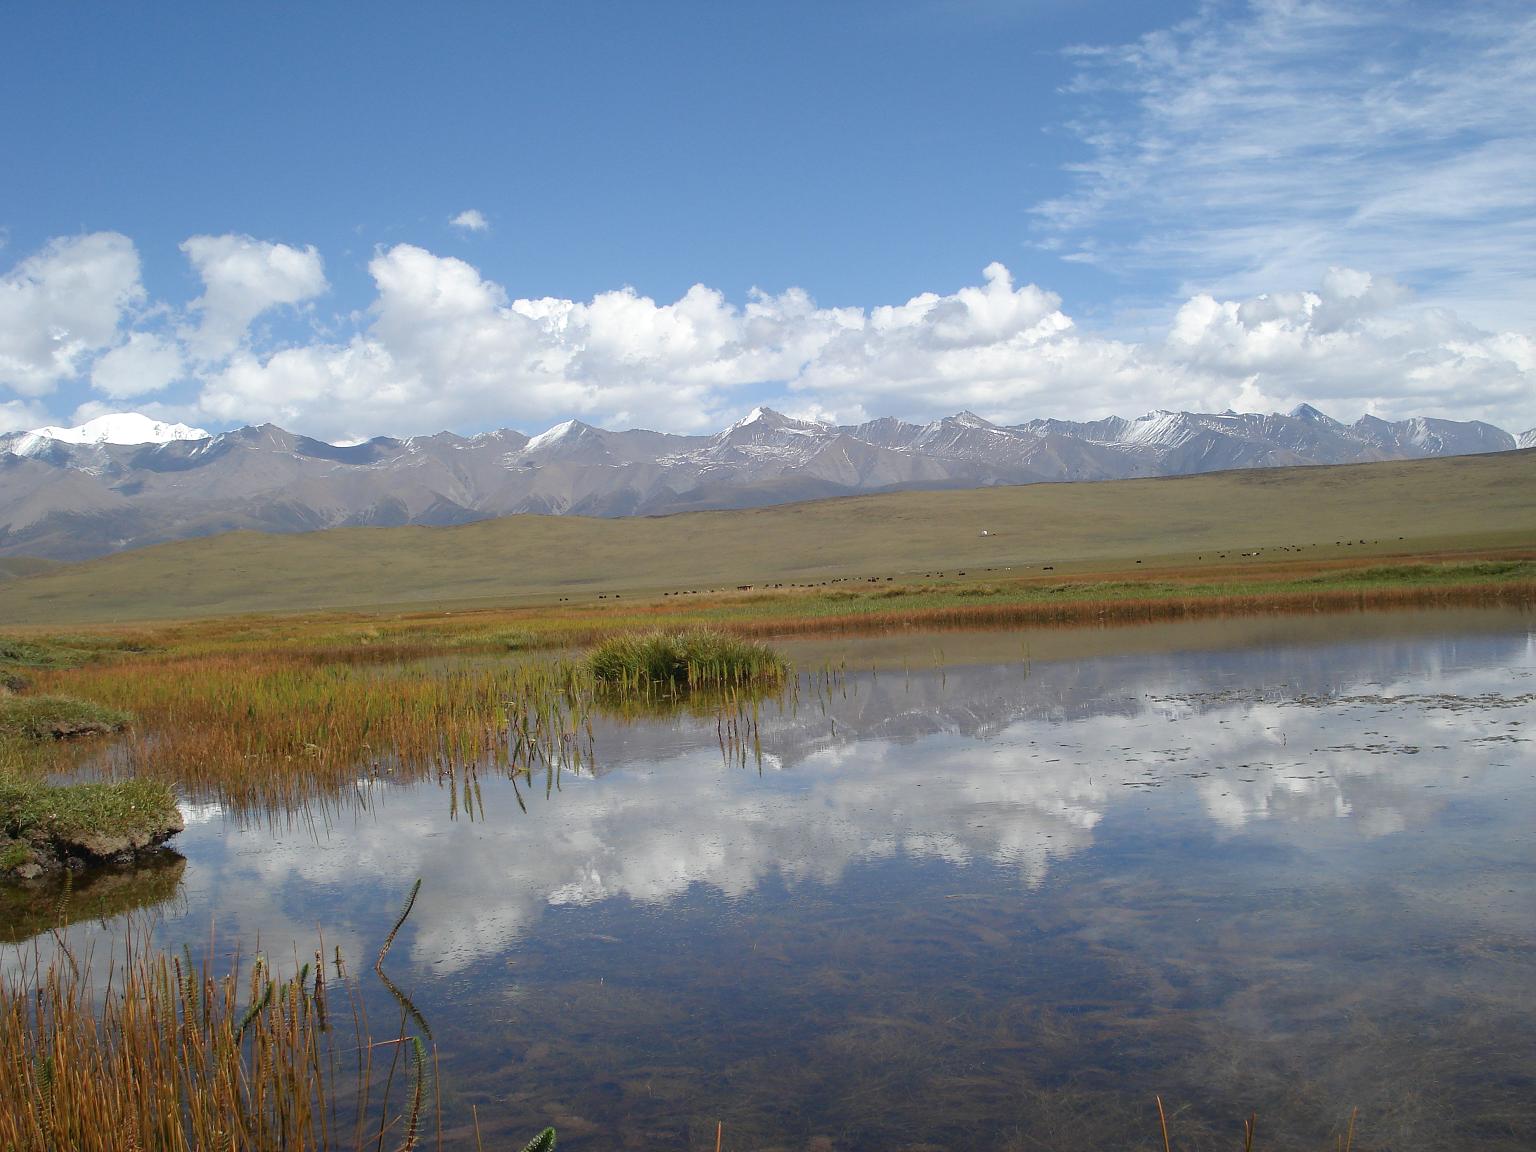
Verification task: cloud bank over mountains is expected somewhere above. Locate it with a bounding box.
[2,231,1531,443]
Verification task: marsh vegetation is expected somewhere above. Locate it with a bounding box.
[0,589,1533,1148]
[587,628,789,689]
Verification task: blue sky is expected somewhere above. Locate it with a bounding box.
[2,0,1532,440]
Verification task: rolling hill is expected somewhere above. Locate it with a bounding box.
[1,448,1532,625]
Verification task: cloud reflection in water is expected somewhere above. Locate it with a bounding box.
[172,628,1536,975]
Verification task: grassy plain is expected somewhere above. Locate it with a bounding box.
[0,449,1531,624]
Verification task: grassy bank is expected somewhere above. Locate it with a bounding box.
[7,638,789,815]
[7,551,1533,659]
[0,640,180,878]
[0,775,181,878]
[0,695,131,742]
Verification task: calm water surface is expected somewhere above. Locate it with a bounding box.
[25,612,1536,1149]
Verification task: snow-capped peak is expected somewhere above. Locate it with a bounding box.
[1115,410,1199,448]
[718,407,827,442]
[736,406,771,427]
[727,406,815,431]
[950,411,999,429]
[10,412,211,455]
[524,418,598,452]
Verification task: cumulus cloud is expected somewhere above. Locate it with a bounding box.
[190,250,1535,439]
[448,209,489,233]
[179,234,327,361]
[1159,271,1534,420]
[0,398,52,433]
[197,244,850,436]
[2,231,1531,438]
[0,232,143,395]
[90,331,184,398]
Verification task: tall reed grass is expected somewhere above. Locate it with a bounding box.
[587,629,788,690]
[0,929,411,1151]
[28,654,597,814]
[18,634,786,816]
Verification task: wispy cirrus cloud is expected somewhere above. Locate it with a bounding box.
[1035,0,1536,328]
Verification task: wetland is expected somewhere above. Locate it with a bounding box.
[4,606,1534,1148]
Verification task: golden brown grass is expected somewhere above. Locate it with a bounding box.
[0,928,430,1152]
[24,652,596,812]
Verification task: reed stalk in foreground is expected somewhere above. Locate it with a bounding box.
[1153,1097,1358,1152]
[0,926,427,1152]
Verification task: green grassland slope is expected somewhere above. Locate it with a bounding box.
[2,450,1532,624]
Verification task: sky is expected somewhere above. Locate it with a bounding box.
[1,0,1532,442]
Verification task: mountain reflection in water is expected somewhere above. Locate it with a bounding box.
[27,616,1536,1150]
[176,627,1531,973]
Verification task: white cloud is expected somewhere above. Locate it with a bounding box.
[187,251,1536,439]
[195,244,847,438]
[1036,0,1536,328]
[4,230,1531,438]
[184,645,1529,974]
[90,331,184,398]
[0,398,51,433]
[449,209,490,233]
[179,234,327,361]
[0,232,143,395]
[1155,272,1533,422]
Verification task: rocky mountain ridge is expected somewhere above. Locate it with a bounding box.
[1,405,1529,560]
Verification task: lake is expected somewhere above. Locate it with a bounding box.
[15,608,1536,1150]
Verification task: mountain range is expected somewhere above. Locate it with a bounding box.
[2,406,1531,561]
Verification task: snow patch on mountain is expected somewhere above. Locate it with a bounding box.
[1111,411,1204,449]
[721,408,825,438]
[524,419,583,452]
[9,413,211,455]
[0,402,1527,562]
